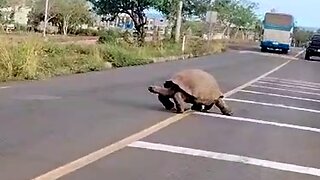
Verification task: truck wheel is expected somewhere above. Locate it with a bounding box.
[261,47,267,52]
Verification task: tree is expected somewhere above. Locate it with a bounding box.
[28,0,93,35]
[56,0,93,35]
[211,0,259,38]
[183,0,211,19]
[88,0,160,46]
[0,0,16,31]
[231,0,259,38]
[154,0,211,40]
[293,27,314,47]
[0,0,6,26]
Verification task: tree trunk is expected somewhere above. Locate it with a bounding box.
[222,26,228,38]
[226,24,231,39]
[63,18,68,35]
[234,28,239,39]
[170,22,176,41]
[241,29,245,40]
[136,25,146,47]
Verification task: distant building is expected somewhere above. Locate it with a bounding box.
[92,11,169,35]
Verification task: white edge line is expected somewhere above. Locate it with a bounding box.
[194,111,320,133]
[225,98,320,114]
[255,81,320,91]
[0,86,10,89]
[250,85,320,97]
[239,90,320,103]
[32,112,191,180]
[238,51,298,60]
[294,49,305,58]
[31,60,292,180]
[128,141,320,177]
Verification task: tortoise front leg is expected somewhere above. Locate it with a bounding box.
[158,94,174,110]
[215,98,233,116]
[173,92,186,113]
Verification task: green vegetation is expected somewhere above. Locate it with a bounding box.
[28,0,93,35]
[0,33,226,82]
[88,0,162,46]
[292,27,319,47]
[0,0,260,83]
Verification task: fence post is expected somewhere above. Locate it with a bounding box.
[182,35,186,53]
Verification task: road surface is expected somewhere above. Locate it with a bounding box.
[0,48,319,180]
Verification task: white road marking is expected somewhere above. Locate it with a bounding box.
[0,86,10,89]
[225,98,320,114]
[255,81,320,91]
[264,77,320,87]
[31,60,292,180]
[294,49,305,58]
[238,51,298,60]
[194,112,320,134]
[259,79,320,89]
[250,85,320,97]
[224,60,291,97]
[14,95,62,100]
[32,112,191,180]
[239,90,320,103]
[128,141,320,177]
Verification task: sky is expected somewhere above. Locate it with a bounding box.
[253,0,320,28]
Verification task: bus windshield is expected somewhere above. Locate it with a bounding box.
[264,13,293,26]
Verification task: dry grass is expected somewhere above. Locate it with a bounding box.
[0,33,226,82]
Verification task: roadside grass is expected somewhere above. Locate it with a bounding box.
[0,33,226,82]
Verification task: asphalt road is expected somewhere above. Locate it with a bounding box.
[0,48,319,180]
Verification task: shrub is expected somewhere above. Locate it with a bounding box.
[0,38,45,81]
[103,44,152,67]
[185,37,226,56]
[0,34,226,83]
[98,29,122,44]
[0,38,106,81]
[74,28,100,36]
[14,24,28,32]
[41,44,105,76]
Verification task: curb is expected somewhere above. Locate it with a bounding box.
[103,48,227,69]
[150,51,225,64]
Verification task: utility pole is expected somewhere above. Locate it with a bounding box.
[175,0,183,43]
[207,0,215,41]
[43,0,49,37]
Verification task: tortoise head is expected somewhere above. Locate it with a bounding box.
[164,80,175,88]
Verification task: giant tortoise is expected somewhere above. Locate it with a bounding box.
[148,69,233,116]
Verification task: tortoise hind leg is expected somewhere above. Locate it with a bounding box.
[215,98,233,116]
[173,92,186,113]
[203,103,214,112]
[191,103,203,111]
